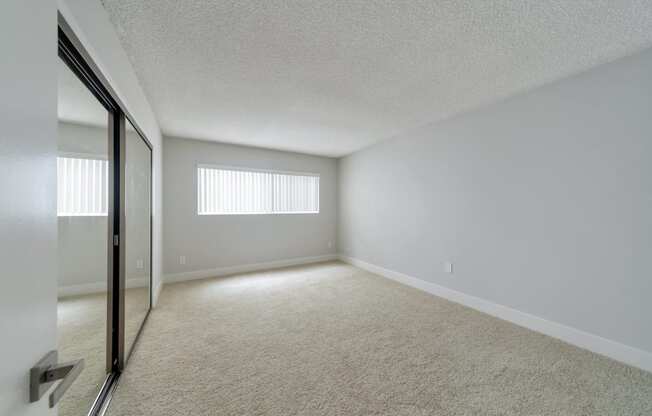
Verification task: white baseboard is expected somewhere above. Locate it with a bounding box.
[164,254,338,284]
[58,276,149,297]
[338,254,652,373]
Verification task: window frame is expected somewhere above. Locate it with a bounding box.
[196,163,320,216]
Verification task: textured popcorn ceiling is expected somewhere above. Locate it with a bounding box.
[100,1,652,157]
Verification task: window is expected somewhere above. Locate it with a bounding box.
[57,156,109,216]
[197,166,319,215]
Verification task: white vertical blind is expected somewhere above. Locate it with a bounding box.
[273,173,319,213]
[197,166,319,215]
[57,156,109,216]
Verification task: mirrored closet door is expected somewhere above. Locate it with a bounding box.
[123,118,152,360]
[57,54,112,416]
[56,16,153,416]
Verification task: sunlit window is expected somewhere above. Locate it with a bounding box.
[57,156,109,216]
[197,166,319,215]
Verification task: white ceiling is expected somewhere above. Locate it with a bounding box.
[100,1,652,157]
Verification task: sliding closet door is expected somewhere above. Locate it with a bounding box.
[122,118,153,360]
[57,13,153,415]
[57,55,113,416]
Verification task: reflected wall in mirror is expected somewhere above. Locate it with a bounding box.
[57,57,109,416]
[124,118,152,360]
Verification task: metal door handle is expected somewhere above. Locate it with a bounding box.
[30,350,85,408]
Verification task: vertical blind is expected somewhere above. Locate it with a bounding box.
[57,156,109,216]
[197,166,319,215]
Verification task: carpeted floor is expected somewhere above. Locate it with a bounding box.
[57,287,149,416]
[106,262,652,415]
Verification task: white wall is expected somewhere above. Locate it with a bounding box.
[163,137,337,278]
[57,122,107,293]
[57,122,150,295]
[0,1,57,415]
[59,0,164,304]
[339,48,652,365]
[58,121,107,156]
[124,122,153,288]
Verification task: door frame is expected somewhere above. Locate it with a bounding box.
[58,11,153,415]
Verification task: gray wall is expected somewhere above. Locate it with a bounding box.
[339,48,652,354]
[163,137,337,276]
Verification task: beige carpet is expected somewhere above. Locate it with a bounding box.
[107,262,652,415]
[57,287,149,416]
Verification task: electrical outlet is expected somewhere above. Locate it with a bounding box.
[179,255,186,265]
[444,261,453,274]
[136,259,144,269]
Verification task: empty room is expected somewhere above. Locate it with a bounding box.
[2,1,652,415]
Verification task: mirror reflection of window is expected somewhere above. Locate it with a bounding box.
[57,156,109,217]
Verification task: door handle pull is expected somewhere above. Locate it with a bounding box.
[30,350,85,408]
